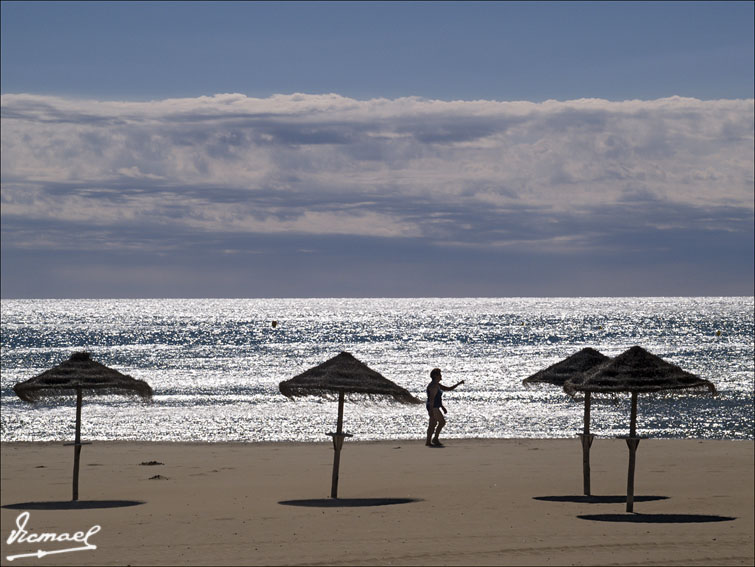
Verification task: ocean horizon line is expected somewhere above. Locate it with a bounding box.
[3,295,753,300]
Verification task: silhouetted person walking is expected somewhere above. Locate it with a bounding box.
[426,368,464,447]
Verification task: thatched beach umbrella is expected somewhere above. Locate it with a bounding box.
[523,347,610,495]
[564,346,715,512]
[13,351,153,501]
[279,351,420,498]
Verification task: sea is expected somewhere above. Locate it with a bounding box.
[1,297,753,443]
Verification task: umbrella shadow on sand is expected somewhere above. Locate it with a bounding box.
[578,513,736,523]
[534,494,668,504]
[278,497,422,508]
[3,500,144,510]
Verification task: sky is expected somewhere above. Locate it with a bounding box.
[1,1,753,298]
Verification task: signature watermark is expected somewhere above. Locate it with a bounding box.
[5,511,100,561]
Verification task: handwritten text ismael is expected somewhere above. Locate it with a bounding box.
[5,512,100,561]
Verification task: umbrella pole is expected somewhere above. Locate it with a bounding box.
[72,387,83,501]
[580,392,595,496]
[330,390,345,499]
[629,391,638,438]
[625,391,640,513]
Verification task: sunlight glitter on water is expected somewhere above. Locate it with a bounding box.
[1,297,752,442]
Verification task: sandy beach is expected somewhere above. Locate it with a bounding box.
[1,438,752,566]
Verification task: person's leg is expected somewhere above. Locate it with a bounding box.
[432,409,445,444]
[426,410,437,446]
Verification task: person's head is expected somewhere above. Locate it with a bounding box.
[430,368,442,382]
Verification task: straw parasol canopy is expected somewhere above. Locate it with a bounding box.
[14,351,153,402]
[563,345,715,512]
[523,347,610,387]
[279,351,420,404]
[13,351,153,501]
[279,351,420,498]
[523,347,611,496]
[564,345,716,397]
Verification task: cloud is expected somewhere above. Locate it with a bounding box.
[1,93,753,296]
